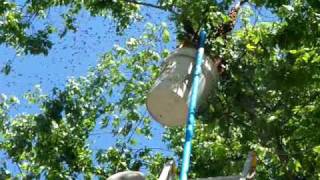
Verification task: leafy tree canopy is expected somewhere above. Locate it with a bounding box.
[1,0,320,179]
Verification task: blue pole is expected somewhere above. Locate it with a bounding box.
[179,30,206,180]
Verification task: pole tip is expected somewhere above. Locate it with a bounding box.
[199,30,206,48]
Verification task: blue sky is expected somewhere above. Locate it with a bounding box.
[0,3,176,176]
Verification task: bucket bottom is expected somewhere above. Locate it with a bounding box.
[146,88,188,127]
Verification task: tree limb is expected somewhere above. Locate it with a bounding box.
[124,0,177,14]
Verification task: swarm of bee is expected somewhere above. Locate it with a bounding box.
[179,0,248,75]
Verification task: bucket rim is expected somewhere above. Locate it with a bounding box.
[168,47,219,77]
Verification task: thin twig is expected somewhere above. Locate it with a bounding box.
[240,0,249,6]
[15,163,23,174]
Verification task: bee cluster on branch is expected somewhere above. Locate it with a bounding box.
[179,0,248,75]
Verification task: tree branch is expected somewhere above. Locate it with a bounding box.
[240,0,249,6]
[124,0,177,14]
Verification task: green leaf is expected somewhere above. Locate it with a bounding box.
[215,37,224,46]
[313,146,320,154]
[246,44,256,51]
[129,139,137,145]
[282,5,294,12]
[162,29,170,43]
[289,50,298,54]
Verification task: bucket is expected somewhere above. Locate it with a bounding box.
[146,47,218,127]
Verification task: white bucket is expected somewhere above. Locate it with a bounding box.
[146,47,218,127]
